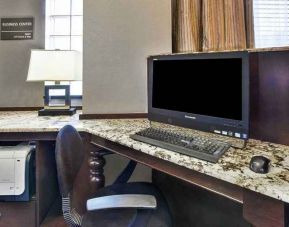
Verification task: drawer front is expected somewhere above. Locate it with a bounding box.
[0,201,35,227]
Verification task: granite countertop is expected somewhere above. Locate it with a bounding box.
[0,111,289,203]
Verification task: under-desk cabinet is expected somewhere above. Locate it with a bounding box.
[0,140,58,227]
[0,200,36,227]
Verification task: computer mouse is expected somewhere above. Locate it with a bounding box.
[249,156,270,174]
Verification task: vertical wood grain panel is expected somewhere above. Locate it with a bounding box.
[244,0,255,48]
[173,0,202,52]
[172,0,178,52]
[224,0,247,50]
[173,0,251,52]
[202,0,226,51]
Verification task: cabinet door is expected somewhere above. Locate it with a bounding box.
[0,200,36,227]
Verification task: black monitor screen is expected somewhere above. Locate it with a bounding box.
[152,58,243,121]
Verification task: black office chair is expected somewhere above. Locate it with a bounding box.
[55,125,172,227]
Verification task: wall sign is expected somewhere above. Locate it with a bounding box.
[1,17,34,40]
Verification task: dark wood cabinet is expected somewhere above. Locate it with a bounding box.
[249,49,289,146]
[0,200,36,227]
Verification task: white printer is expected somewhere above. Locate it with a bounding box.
[0,144,35,201]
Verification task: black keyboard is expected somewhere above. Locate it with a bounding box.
[130,128,230,163]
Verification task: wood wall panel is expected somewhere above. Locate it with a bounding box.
[173,0,202,52]
[173,0,254,52]
[244,0,255,48]
[224,0,247,50]
[202,0,226,51]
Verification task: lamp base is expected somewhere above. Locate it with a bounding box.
[38,108,76,116]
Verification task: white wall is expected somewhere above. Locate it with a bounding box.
[0,0,45,107]
[83,0,172,114]
[83,0,172,182]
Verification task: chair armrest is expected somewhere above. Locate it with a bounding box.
[86,194,157,211]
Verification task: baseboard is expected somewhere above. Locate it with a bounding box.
[0,106,82,111]
[0,107,42,111]
[79,113,148,120]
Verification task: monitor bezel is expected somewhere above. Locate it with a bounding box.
[147,51,249,139]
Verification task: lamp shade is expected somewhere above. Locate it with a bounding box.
[27,50,82,81]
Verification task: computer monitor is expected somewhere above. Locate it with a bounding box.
[147,51,249,140]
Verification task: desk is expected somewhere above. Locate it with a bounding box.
[0,111,288,227]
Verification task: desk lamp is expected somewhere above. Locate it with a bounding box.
[27,50,82,116]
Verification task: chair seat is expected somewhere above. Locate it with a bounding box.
[55,125,172,227]
[82,182,171,227]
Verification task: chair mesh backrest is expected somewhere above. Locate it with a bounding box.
[55,125,85,226]
[55,125,84,195]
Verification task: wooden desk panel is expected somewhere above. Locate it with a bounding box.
[243,189,288,227]
[90,134,243,203]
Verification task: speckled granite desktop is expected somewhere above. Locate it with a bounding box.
[0,111,289,203]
